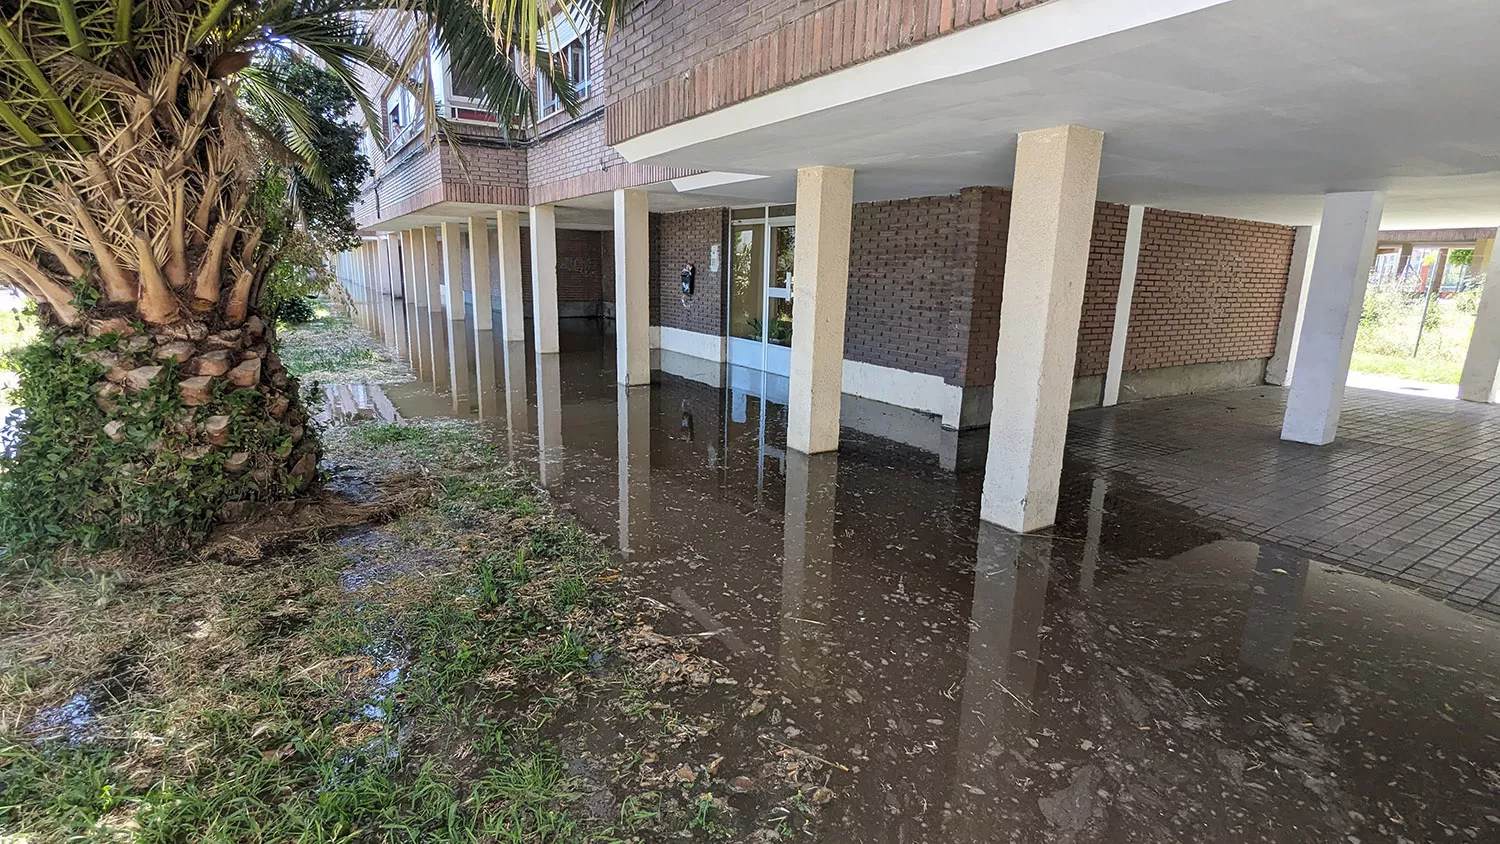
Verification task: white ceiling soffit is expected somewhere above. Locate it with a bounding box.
[614,0,1500,228]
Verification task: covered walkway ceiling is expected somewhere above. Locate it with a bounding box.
[614,0,1500,228]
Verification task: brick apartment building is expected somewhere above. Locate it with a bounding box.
[338,0,1500,533]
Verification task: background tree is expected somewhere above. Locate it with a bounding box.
[0,0,618,553]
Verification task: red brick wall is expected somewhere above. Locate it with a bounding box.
[960,188,1010,388]
[655,209,729,337]
[1122,210,1295,372]
[845,193,977,381]
[1074,204,1130,378]
[606,0,1057,144]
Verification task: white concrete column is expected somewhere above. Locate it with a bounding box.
[403,229,431,383]
[980,124,1105,533]
[786,166,855,455]
[376,237,395,344]
[1280,191,1385,445]
[440,221,470,411]
[1459,226,1500,403]
[496,210,526,344]
[467,216,494,333]
[1102,205,1145,406]
[614,189,651,386]
[400,231,421,374]
[391,233,412,361]
[1266,226,1319,386]
[361,240,379,337]
[530,205,560,355]
[421,226,449,393]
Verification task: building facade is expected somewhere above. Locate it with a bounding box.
[336,0,1500,534]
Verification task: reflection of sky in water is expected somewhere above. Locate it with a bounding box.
[28,693,98,746]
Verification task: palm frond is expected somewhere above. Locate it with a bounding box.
[238,62,329,192]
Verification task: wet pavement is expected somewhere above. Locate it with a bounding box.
[367,323,1500,843]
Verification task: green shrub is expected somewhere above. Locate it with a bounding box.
[275,294,318,326]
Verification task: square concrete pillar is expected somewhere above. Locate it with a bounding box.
[1265,225,1318,386]
[536,352,563,489]
[421,227,449,393]
[1280,191,1385,445]
[362,240,381,339]
[496,210,526,344]
[402,229,431,382]
[980,125,1104,533]
[786,166,855,455]
[385,234,409,363]
[467,216,494,333]
[439,220,470,411]
[399,230,423,377]
[614,189,651,386]
[530,205,560,355]
[1459,226,1500,403]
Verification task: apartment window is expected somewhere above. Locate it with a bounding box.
[537,33,589,118]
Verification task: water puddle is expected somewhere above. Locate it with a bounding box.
[356,327,1500,841]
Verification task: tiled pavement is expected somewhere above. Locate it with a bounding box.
[1066,385,1500,620]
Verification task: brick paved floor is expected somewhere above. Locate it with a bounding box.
[1066,385,1500,620]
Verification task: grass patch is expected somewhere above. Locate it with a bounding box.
[277,312,412,385]
[0,409,828,842]
[1350,350,1463,385]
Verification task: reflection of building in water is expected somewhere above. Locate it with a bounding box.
[1238,543,1309,674]
[500,341,530,461]
[779,450,839,693]
[617,384,651,559]
[473,329,500,419]
[943,522,1052,839]
[536,353,562,489]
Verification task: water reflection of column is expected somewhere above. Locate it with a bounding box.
[1079,476,1109,595]
[536,352,563,489]
[945,522,1052,839]
[617,384,652,559]
[779,451,839,692]
[1239,544,1308,673]
[473,329,500,419]
[501,340,530,461]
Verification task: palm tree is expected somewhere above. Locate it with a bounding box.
[0,0,619,551]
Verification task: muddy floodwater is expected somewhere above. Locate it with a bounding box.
[345,325,1500,843]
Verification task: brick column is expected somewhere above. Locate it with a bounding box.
[440,220,470,412]
[496,210,526,344]
[530,205,561,355]
[787,166,855,455]
[1459,226,1500,403]
[981,125,1104,533]
[614,189,651,386]
[1281,191,1385,445]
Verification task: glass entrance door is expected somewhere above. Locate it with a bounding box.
[727,207,796,376]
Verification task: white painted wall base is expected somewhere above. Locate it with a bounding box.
[658,326,724,361]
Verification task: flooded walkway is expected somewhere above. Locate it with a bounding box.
[368,325,1500,843]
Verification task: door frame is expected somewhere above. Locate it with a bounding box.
[726,207,795,377]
